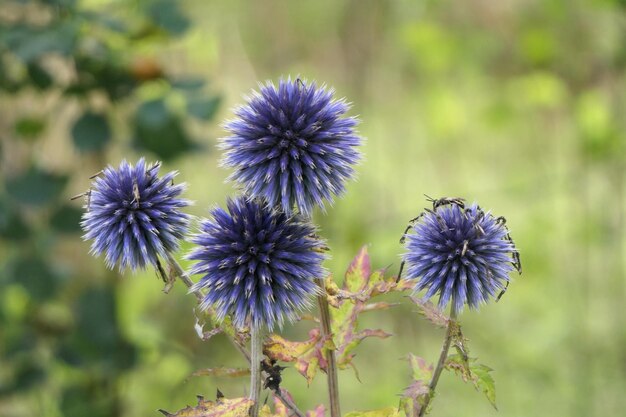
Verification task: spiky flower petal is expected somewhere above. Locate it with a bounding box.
[221,77,362,216]
[81,158,189,271]
[187,197,326,330]
[403,202,519,313]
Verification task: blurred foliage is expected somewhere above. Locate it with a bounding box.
[0,0,219,416]
[1,0,625,416]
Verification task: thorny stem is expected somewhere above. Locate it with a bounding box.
[249,325,263,417]
[164,253,251,362]
[316,278,341,417]
[273,388,306,417]
[418,306,458,417]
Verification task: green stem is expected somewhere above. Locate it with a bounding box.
[418,306,458,417]
[316,278,341,417]
[249,325,263,417]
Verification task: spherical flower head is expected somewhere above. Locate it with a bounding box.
[187,197,326,330]
[81,158,190,272]
[221,77,362,216]
[403,203,519,313]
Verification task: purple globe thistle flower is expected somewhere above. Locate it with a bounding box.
[187,197,326,330]
[403,202,520,313]
[81,158,190,272]
[220,77,362,216]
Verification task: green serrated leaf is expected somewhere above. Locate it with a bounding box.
[159,395,253,417]
[471,364,497,409]
[445,355,497,409]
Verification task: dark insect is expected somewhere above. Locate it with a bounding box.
[262,359,287,392]
[424,194,465,210]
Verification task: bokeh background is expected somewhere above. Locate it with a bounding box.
[1,0,625,416]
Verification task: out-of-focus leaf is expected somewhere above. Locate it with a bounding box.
[61,382,115,417]
[6,256,61,300]
[408,296,449,328]
[191,367,250,378]
[8,22,78,62]
[188,96,221,120]
[14,117,46,140]
[50,205,83,234]
[264,328,332,384]
[0,199,30,240]
[445,355,497,409]
[344,408,400,417]
[71,112,111,152]
[159,395,253,417]
[5,167,68,206]
[27,62,53,89]
[0,360,46,395]
[133,98,196,161]
[171,77,206,91]
[148,0,190,35]
[58,287,137,371]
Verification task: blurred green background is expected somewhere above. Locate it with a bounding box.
[1,0,625,416]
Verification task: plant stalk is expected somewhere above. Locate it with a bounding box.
[316,278,341,417]
[418,306,458,417]
[249,325,263,417]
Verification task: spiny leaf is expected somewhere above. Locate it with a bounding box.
[344,245,372,292]
[344,407,401,417]
[263,329,333,384]
[265,247,410,384]
[258,388,324,417]
[191,367,250,378]
[158,395,253,417]
[305,404,325,417]
[400,354,433,417]
[445,355,497,409]
[408,296,449,328]
[406,353,433,382]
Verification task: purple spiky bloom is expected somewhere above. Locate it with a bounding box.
[221,77,362,216]
[403,203,519,313]
[81,158,190,271]
[187,197,326,330]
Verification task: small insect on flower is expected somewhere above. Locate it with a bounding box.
[220,77,363,216]
[187,197,327,330]
[80,158,190,272]
[400,197,521,313]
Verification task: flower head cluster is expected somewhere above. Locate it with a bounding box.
[403,202,519,313]
[221,77,362,216]
[81,158,189,271]
[187,197,326,330]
